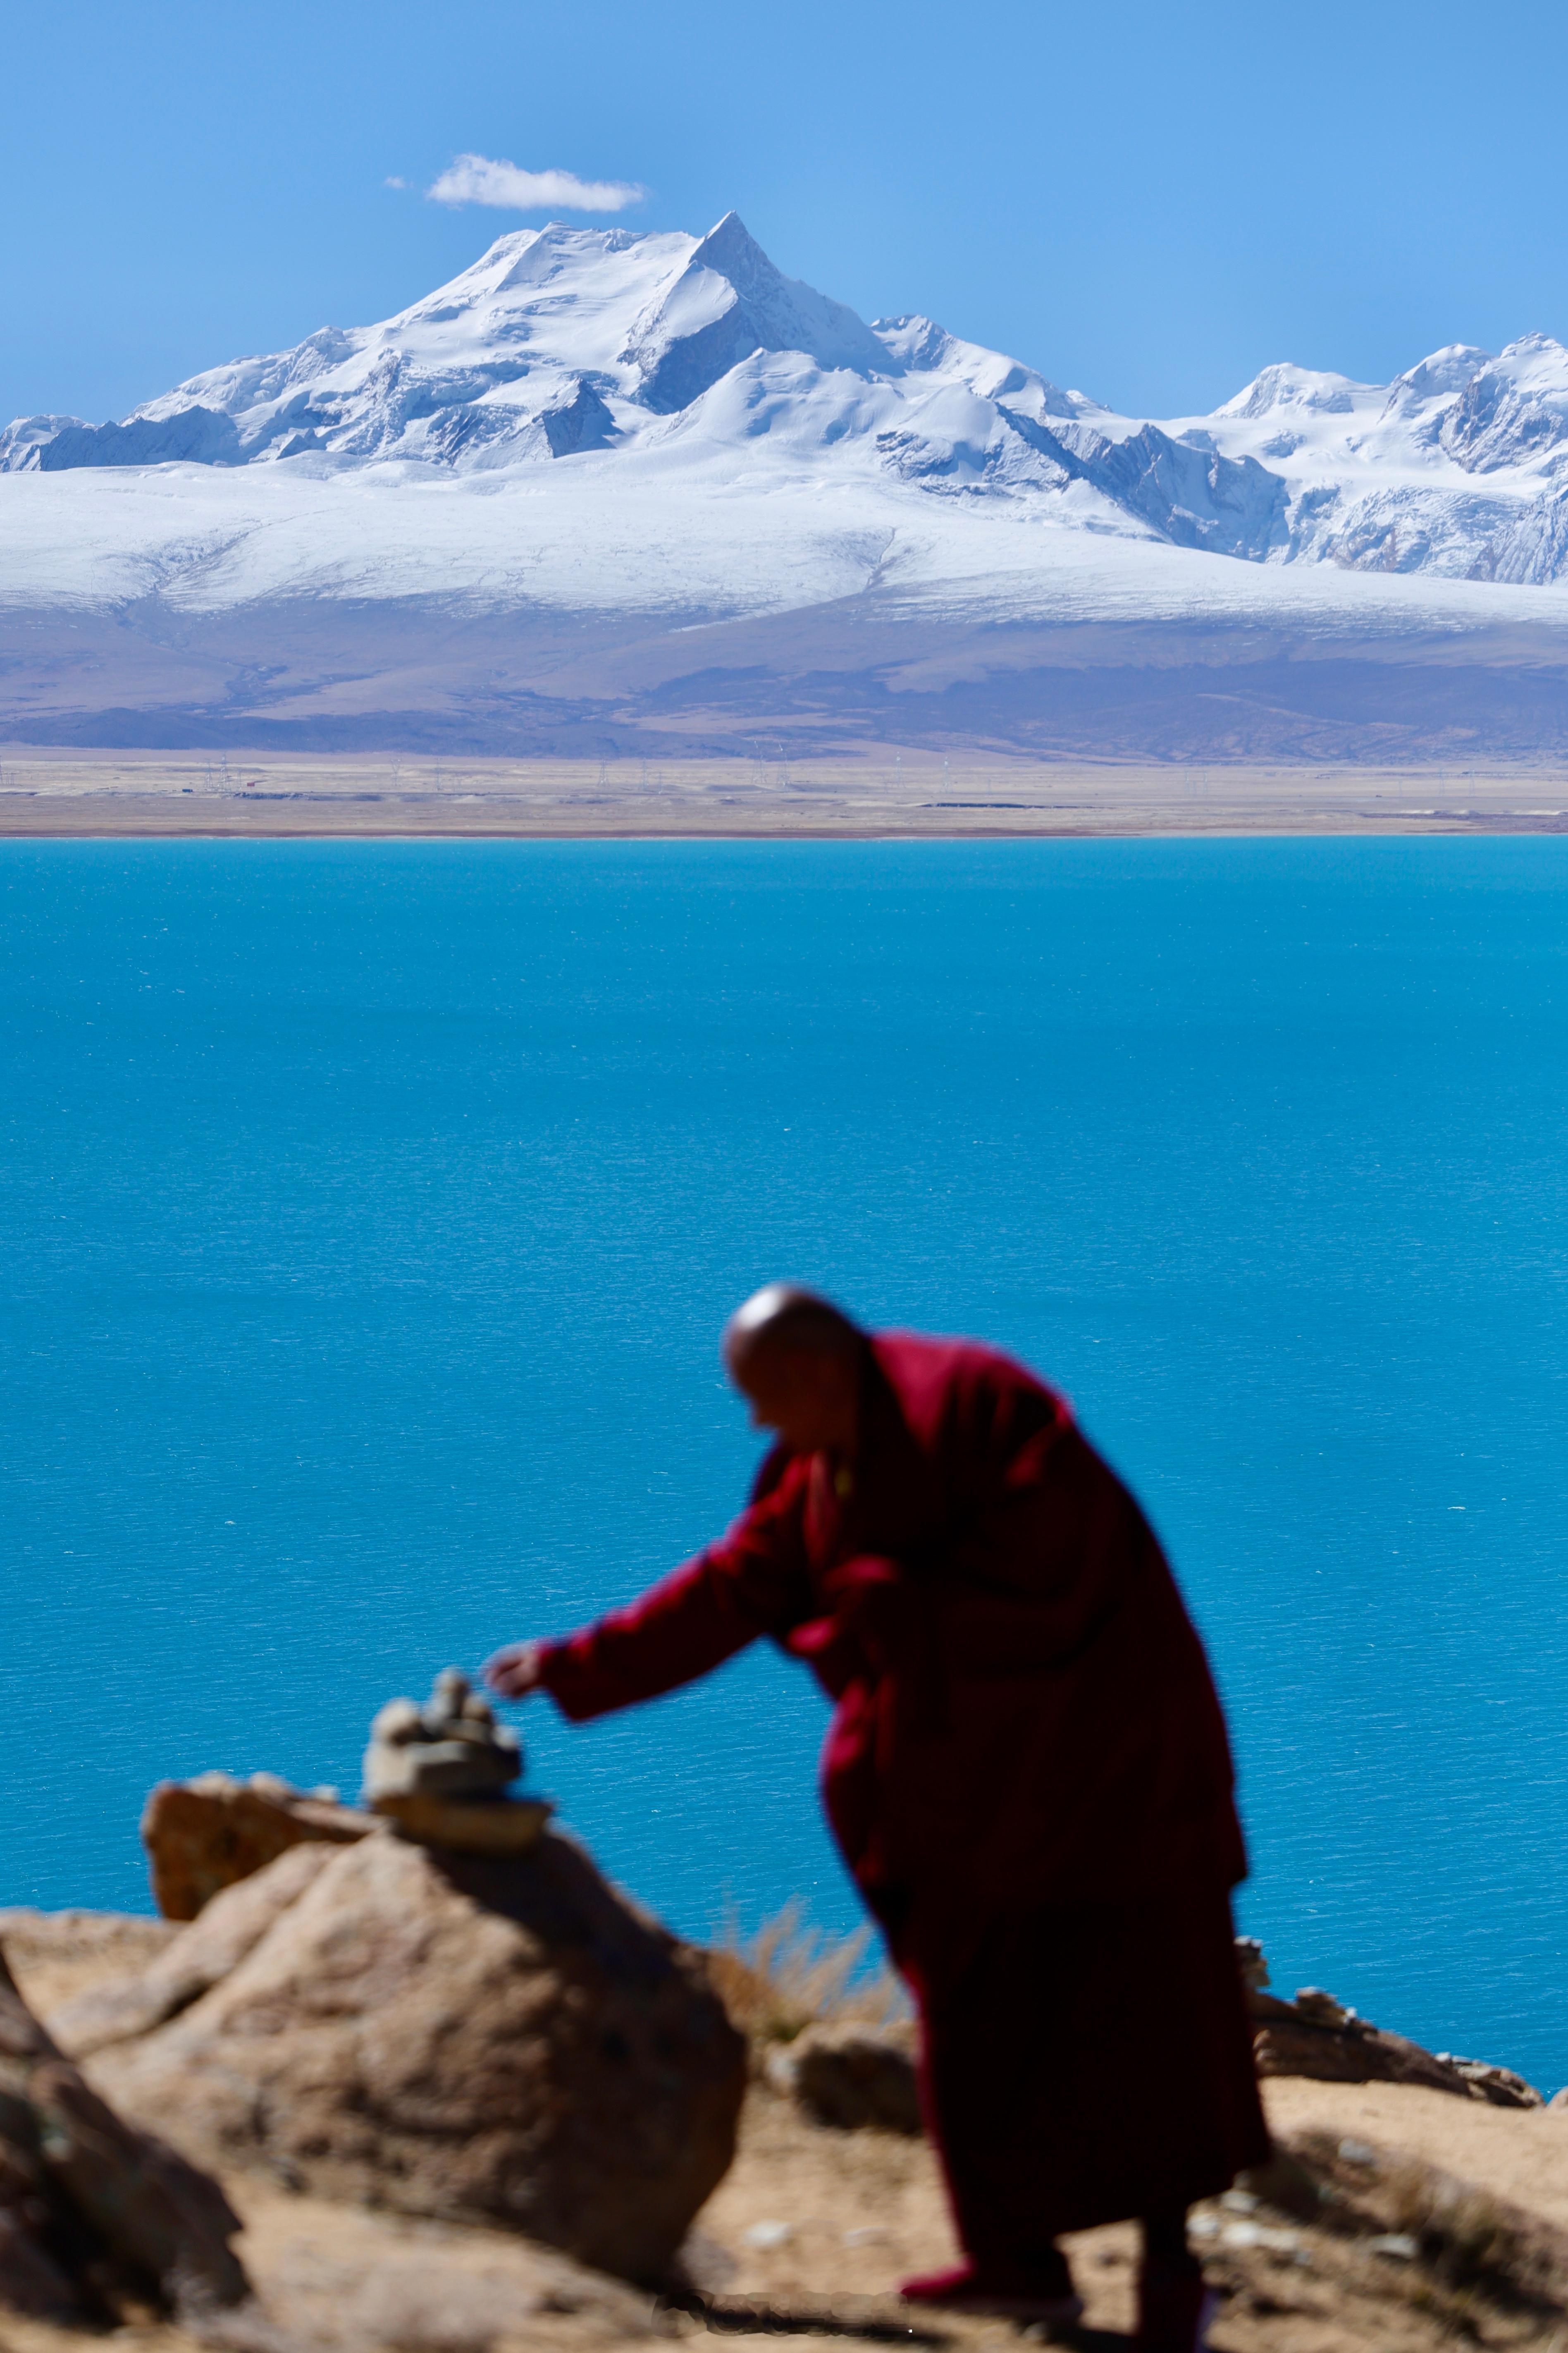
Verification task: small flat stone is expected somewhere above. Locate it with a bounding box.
[364,1741,519,1800]
[372,1793,554,1854]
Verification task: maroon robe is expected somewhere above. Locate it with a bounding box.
[539,1331,1269,2248]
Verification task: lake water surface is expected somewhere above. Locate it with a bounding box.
[3,836,1566,2087]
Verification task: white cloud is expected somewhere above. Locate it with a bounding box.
[425,155,645,213]
[384,176,408,190]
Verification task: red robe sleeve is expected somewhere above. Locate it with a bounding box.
[536,1450,818,1721]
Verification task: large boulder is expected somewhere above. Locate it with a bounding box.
[0,1948,247,2323]
[90,1830,747,2283]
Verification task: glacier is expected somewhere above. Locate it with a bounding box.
[2,214,1567,762]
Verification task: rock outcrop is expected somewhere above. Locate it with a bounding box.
[90,1830,747,2283]
[765,2022,923,2134]
[1240,1942,1543,2107]
[142,1770,378,1920]
[0,1946,247,2322]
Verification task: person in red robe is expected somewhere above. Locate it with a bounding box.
[485,1285,1269,2352]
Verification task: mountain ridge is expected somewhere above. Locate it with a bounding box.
[5,213,1565,587]
[3,215,1567,764]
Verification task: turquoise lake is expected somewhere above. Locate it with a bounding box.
[3,836,1566,2087]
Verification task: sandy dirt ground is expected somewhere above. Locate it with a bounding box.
[662,2078,1568,2349]
[1264,2077,1568,2240]
[7,1909,1568,2351]
[13,2064,1567,2353]
[2,748,1568,836]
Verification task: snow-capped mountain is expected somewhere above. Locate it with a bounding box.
[4,212,1566,585]
[1166,341,1568,583]
[2,214,1567,763]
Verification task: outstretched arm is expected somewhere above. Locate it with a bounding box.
[483,1456,816,1721]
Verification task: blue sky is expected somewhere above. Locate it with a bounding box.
[4,0,1565,429]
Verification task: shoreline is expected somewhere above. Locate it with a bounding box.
[4,749,1568,837]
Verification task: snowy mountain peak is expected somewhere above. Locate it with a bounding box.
[1217,362,1377,421]
[1388,343,1494,403]
[2,218,1566,587]
[871,313,1084,422]
[623,210,893,413]
[687,210,787,291]
[872,314,955,371]
[1438,334,1568,474]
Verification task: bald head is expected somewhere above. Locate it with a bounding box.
[723,1283,862,1370]
[722,1284,866,1455]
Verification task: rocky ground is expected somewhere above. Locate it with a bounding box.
[5,1907,1568,2353]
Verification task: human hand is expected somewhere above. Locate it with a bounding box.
[482,1639,546,1699]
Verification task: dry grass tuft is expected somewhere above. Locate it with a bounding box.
[1384,2160,1548,2304]
[1276,2129,1568,2336]
[706,1902,911,2046]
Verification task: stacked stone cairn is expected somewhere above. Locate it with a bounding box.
[361,1668,551,1853]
